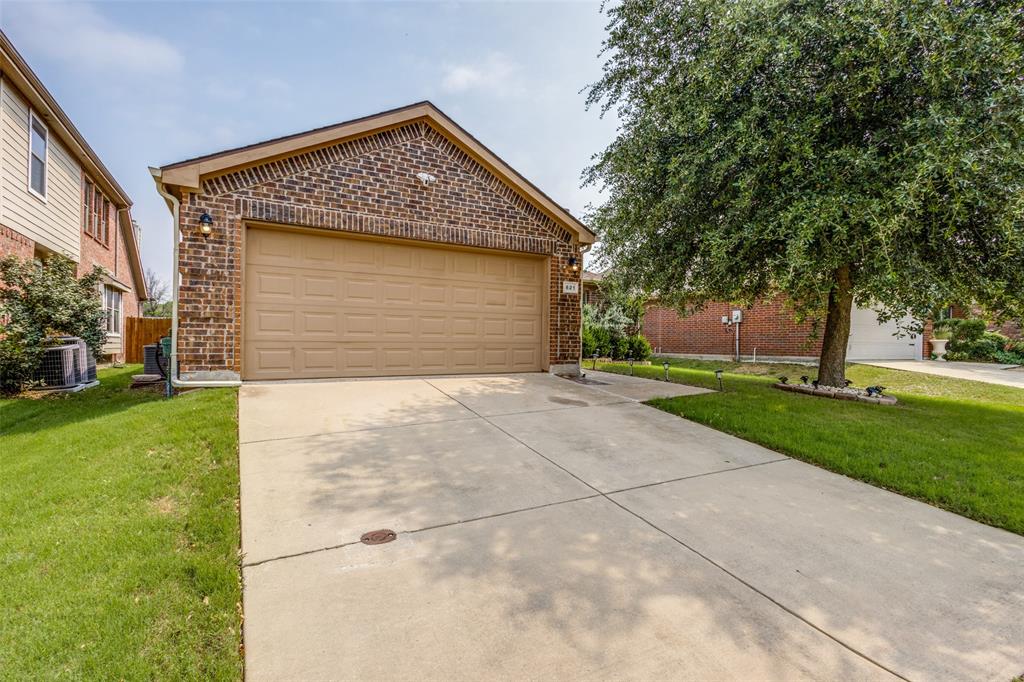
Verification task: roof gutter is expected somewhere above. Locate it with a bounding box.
[150,168,241,390]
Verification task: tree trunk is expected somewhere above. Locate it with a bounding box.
[817,265,854,387]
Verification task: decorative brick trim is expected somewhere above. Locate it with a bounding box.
[240,198,557,255]
[202,120,572,245]
[202,123,424,197]
[420,128,573,244]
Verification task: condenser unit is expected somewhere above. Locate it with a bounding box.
[53,336,94,384]
[33,343,80,389]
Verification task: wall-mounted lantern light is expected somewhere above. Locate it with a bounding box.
[567,256,580,274]
[198,212,214,236]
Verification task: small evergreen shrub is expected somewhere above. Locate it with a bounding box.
[626,334,652,360]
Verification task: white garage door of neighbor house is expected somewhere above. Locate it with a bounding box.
[243,227,546,380]
[847,306,921,361]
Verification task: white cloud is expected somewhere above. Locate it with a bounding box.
[441,52,523,96]
[3,2,184,75]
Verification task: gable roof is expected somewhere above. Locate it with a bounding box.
[0,30,147,300]
[155,101,595,244]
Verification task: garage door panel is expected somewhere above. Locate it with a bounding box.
[383,281,415,304]
[344,279,378,304]
[301,312,338,334]
[343,313,377,337]
[483,318,509,338]
[302,276,339,299]
[244,228,545,380]
[418,284,448,306]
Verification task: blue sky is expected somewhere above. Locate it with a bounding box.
[1,1,617,285]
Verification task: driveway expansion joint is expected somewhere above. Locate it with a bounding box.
[242,493,604,569]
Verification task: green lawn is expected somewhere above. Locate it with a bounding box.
[0,366,241,680]
[595,357,1024,535]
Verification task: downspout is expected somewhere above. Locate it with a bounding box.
[149,168,241,389]
[580,244,592,373]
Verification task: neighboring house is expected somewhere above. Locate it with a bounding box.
[581,270,606,307]
[643,298,931,362]
[0,31,147,361]
[584,271,930,361]
[152,101,594,382]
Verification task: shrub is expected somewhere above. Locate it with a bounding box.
[626,334,652,360]
[610,335,630,360]
[0,255,106,395]
[581,301,654,360]
[581,326,597,358]
[940,318,1009,361]
[993,349,1024,365]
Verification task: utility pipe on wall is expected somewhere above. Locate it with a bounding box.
[149,168,242,390]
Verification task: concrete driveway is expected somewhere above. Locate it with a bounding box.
[860,360,1024,388]
[238,371,1023,681]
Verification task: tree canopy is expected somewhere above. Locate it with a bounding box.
[585,0,1024,383]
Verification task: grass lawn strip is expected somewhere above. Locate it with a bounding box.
[0,365,242,680]
[596,358,1024,536]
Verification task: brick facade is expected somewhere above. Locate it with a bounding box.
[0,224,34,259]
[643,297,826,359]
[78,191,140,316]
[643,297,932,360]
[174,120,583,375]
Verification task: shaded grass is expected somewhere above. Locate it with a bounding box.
[0,366,241,680]
[596,358,1024,535]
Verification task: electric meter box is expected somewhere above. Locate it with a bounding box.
[731,310,743,323]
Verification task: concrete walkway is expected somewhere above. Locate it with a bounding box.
[860,359,1024,389]
[238,371,1023,681]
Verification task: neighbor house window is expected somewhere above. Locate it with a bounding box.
[83,180,94,236]
[29,112,48,198]
[92,186,102,239]
[104,286,122,335]
[102,198,111,244]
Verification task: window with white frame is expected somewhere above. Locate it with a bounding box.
[104,286,122,335]
[29,112,48,198]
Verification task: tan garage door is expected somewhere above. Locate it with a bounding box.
[243,227,546,380]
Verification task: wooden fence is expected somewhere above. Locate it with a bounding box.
[124,317,172,363]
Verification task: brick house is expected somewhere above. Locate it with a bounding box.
[152,102,594,383]
[0,31,147,361]
[583,273,931,361]
[642,298,932,362]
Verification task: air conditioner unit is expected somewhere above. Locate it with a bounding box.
[53,336,93,384]
[143,344,167,376]
[33,343,80,389]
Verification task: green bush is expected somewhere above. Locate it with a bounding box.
[626,334,652,360]
[993,349,1024,365]
[0,255,106,395]
[581,302,654,361]
[582,326,598,358]
[941,319,1009,361]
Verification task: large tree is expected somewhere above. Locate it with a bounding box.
[585,0,1024,385]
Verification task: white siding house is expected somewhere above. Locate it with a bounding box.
[0,76,82,261]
